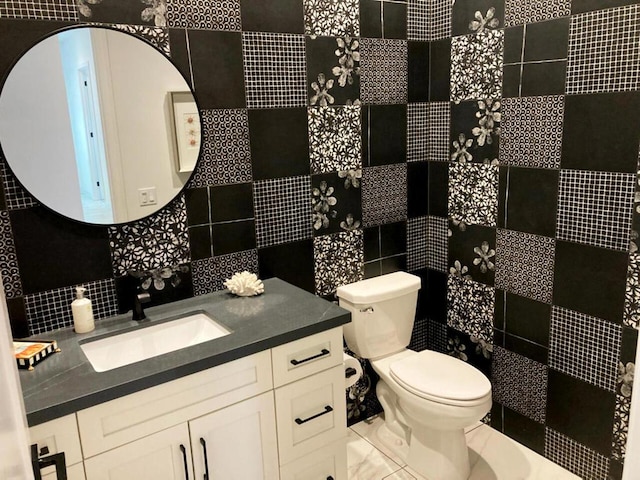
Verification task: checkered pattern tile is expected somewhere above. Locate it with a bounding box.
[556,170,635,252]
[504,0,571,28]
[545,428,610,480]
[0,159,38,210]
[407,216,428,271]
[549,306,622,392]
[362,164,407,228]
[242,32,307,109]
[500,96,564,169]
[428,102,451,163]
[167,0,241,30]
[26,279,118,335]
[407,103,428,163]
[359,38,407,105]
[427,216,448,273]
[495,229,555,304]
[253,176,312,248]
[407,0,451,41]
[566,5,640,94]
[0,0,78,20]
[492,346,548,423]
[430,0,452,41]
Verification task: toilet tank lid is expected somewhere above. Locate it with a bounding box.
[336,272,421,304]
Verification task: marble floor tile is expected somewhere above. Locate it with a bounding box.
[383,469,418,480]
[351,415,407,466]
[347,428,403,480]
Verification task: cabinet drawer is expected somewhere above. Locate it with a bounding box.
[42,462,86,480]
[271,327,343,387]
[78,350,272,457]
[275,365,347,464]
[30,414,83,467]
[280,439,347,480]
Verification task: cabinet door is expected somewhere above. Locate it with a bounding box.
[190,391,279,480]
[42,462,86,480]
[84,423,192,480]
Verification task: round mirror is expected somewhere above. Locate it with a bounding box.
[0,26,201,225]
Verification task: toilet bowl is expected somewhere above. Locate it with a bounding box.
[336,272,492,480]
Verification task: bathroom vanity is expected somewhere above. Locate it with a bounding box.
[20,278,350,480]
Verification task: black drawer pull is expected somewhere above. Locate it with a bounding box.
[345,367,357,378]
[327,477,334,480]
[200,438,210,480]
[179,444,189,480]
[290,348,330,365]
[295,405,333,425]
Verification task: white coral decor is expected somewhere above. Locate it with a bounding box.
[224,271,265,297]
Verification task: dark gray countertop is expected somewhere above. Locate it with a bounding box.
[20,278,350,426]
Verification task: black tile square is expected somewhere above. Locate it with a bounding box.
[450,100,499,163]
[368,105,407,166]
[360,0,383,38]
[9,207,112,294]
[248,108,310,180]
[212,220,256,255]
[504,25,524,64]
[503,406,545,455]
[168,29,192,90]
[306,36,360,106]
[523,18,569,62]
[413,267,429,317]
[429,38,451,102]
[364,226,381,261]
[505,292,551,347]
[506,167,559,237]
[381,254,407,274]
[426,269,447,323]
[407,161,429,218]
[380,221,407,257]
[408,41,430,103]
[241,0,304,33]
[494,328,505,347]
[452,0,504,37]
[520,61,566,97]
[311,172,363,236]
[210,183,254,222]
[428,161,448,217]
[571,0,638,14]
[504,334,548,364]
[621,327,638,365]
[448,327,492,378]
[188,225,212,261]
[547,369,616,456]
[561,92,640,173]
[185,188,210,226]
[491,402,504,431]
[187,30,246,109]
[502,64,521,98]
[494,288,505,330]
[77,0,150,25]
[498,166,508,228]
[364,260,382,278]
[383,1,407,40]
[258,239,315,293]
[7,296,28,338]
[553,241,628,324]
[448,222,496,286]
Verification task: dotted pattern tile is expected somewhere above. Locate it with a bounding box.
[566,5,640,95]
[407,103,428,163]
[545,428,610,480]
[504,0,571,28]
[362,164,407,228]
[242,32,307,109]
[495,229,555,304]
[167,0,241,31]
[624,252,640,329]
[192,249,259,296]
[427,215,448,273]
[313,229,364,296]
[359,38,407,105]
[253,176,312,248]
[499,96,564,170]
[26,278,118,335]
[448,163,499,228]
[556,170,635,252]
[308,105,362,174]
[447,274,495,343]
[407,216,428,271]
[0,0,78,20]
[303,0,360,37]
[451,30,504,103]
[428,102,451,163]
[549,306,622,393]
[188,109,252,188]
[0,211,22,299]
[492,346,548,423]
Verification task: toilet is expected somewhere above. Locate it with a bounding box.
[336,271,492,480]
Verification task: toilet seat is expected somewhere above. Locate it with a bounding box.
[389,350,492,407]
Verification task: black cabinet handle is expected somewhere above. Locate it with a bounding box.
[179,444,189,480]
[295,405,333,425]
[200,438,210,480]
[31,443,67,480]
[290,348,330,365]
[327,476,334,480]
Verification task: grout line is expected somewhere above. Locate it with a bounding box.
[518,24,526,97]
[184,28,195,91]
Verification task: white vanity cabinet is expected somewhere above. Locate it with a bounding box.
[28,326,347,480]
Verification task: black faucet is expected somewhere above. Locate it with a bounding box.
[132,290,151,321]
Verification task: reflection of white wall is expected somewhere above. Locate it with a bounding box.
[95,30,188,220]
[0,37,83,219]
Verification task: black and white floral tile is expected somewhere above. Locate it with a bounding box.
[304,0,360,36]
[314,230,364,296]
[308,106,362,173]
[446,274,494,343]
[448,163,498,227]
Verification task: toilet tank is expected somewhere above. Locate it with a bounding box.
[336,272,421,359]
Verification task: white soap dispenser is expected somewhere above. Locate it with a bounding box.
[72,286,95,333]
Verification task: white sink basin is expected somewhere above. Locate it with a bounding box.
[80,312,231,372]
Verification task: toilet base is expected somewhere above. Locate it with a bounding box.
[376,416,471,480]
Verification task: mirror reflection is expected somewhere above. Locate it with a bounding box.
[0,26,200,225]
